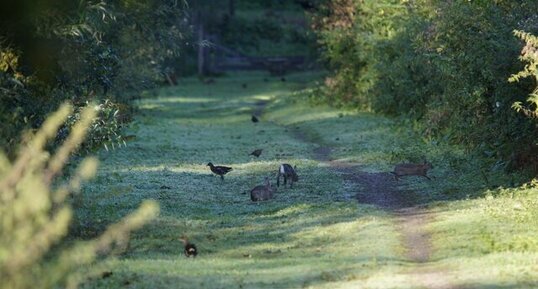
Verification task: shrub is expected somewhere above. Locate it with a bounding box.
[312,0,538,169]
[58,99,127,153]
[311,0,408,109]
[0,0,189,156]
[0,104,159,289]
[511,30,538,119]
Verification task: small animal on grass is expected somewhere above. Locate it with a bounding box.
[280,77,286,82]
[391,161,433,181]
[277,164,299,188]
[179,237,198,258]
[251,115,259,123]
[251,177,275,202]
[250,149,263,158]
[242,83,247,88]
[207,162,233,180]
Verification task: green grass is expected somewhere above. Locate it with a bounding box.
[78,71,538,288]
[78,72,407,289]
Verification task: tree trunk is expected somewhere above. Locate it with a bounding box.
[197,22,205,77]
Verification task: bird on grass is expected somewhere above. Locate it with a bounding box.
[179,237,198,258]
[251,115,259,123]
[250,149,263,158]
[207,162,233,180]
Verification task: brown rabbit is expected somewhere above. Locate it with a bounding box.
[391,161,433,181]
[250,177,274,202]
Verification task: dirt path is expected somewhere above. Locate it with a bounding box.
[299,135,455,288]
[252,93,455,288]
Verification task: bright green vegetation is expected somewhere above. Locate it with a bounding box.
[311,0,538,172]
[79,72,538,288]
[428,188,538,288]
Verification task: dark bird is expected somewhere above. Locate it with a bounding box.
[180,237,198,258]
[250,149,263,158]
[251,115,259,123]
[207,162,233,180]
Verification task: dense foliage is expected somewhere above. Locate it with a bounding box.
[312,0,538,171]
[0,103,158,289]
[177,0,318,76]
[511,30,538,120]
[0,0,189,156]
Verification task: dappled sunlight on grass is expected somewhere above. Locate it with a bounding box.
[80,71,538,288]
[79,72,410,289]
[91,199,404,288]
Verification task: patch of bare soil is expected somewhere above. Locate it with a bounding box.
[304,140,456,289]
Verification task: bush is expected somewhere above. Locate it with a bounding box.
[312,0,538,169]
[0,104,159,289]
[58,99,128,153]
[511,30,538,119]
[0,0,189,156]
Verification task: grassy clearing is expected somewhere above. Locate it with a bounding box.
[426,186,538,288]
[265,79,538,287]
[78,72,407,289]
[78,71,538,288]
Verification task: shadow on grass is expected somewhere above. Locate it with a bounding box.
[79,72,538,289]
[269,104,534,206]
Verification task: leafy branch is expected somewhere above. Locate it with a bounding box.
[0,103,159,289]
[510,30,538,119]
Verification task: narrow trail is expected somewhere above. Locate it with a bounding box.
[320,146,454,288]
[286,119,456,288]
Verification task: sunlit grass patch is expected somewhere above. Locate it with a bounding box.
[79,71,407,289]
[85,201,403,289]
[425,185,538,287]
[78,70,538,289]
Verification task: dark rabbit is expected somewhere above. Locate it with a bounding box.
[391,161,433,181]
[250,177,274,202]
[277,164,299,188]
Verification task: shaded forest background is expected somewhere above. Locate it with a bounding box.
[2,0,538,172]
[0,0,316,157]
